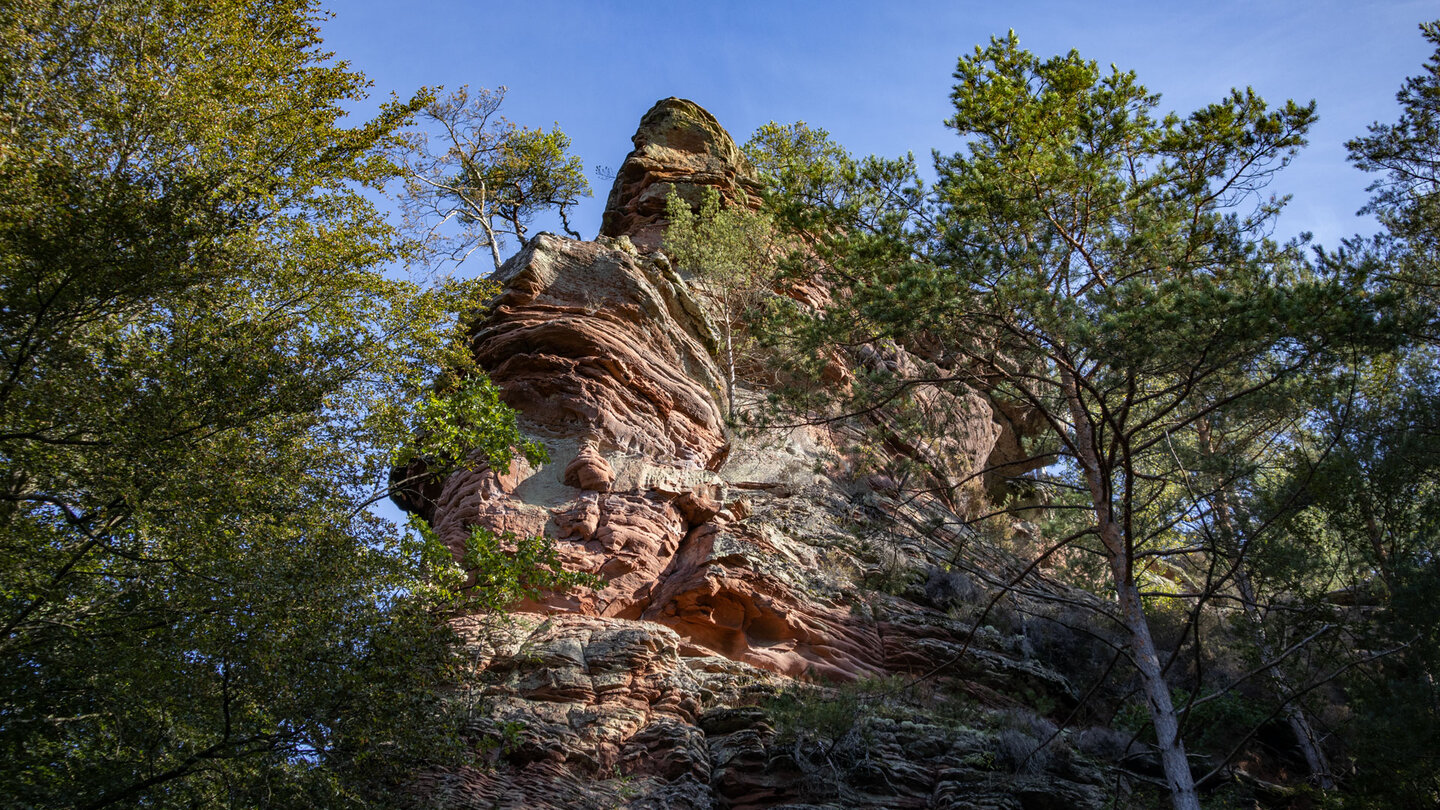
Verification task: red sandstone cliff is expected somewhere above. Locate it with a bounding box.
[399,98,1123,810]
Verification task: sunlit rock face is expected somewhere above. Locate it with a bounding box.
[598,97,763,251]
[413,227,1044,682]
[478,235,728,467]
[400,99,1112,810]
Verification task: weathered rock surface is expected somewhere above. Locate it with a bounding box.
[599,97,763,251]
[400,98,1127,809]
[476,234,728,466]
[563,443,616,491]
[414,614,1111,810]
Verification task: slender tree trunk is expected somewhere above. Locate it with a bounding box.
[1362,508,1393,588]
[1197,421,1335,789]
[479,217,503,272]
[1114,570,1202,810]
[1062,368,1201,810]
[559,205,581,240]
[723,316,736,421]
[465,180,505,272]
[1232,563,1336,788]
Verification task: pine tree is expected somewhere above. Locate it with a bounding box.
[752,34,1382,810]
[663,187,776,419]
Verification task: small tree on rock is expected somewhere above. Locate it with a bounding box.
[664,186,777,419]
[399,86,591,272]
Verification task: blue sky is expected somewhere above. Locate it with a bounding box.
[324,0,1434,254]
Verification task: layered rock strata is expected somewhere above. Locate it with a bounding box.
[400,98,1123,809]
[599,97,764,251]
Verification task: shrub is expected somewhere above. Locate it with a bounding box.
[924,565,979,608]
[994,709,1062,775]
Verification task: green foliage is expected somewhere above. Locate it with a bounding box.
[1340,608,1440,808]
[1115,688,1268,755]
[408,518,601,614]
[399,85,591,271]
[663,187,777,417]
[395,374,548,477]
[488,126,592,241]
[474,720,526,758]
[664,187,774,299]
[0,2,569,806]
[763,682,871,745]
[762,675,978,746]
[1346,20,1440,327]
[1284,354,1440,808]
[1263,24,1440,805]
[743,121,930,258]
[744,122,864,224]
[1286,354,1440,588]
[749,32,1392,810]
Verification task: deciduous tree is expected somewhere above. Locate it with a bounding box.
[0,2,553,806]
[398,86,591,272]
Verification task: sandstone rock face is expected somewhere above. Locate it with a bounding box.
[415,614,1110,810]
[563,443,616,491]
[402,99,1125,809]
[417,615,717,810]
[478,234,727,465]
[599,97,763,251]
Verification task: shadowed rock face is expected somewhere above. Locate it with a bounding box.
[401,99,1114,810]
[598,97,763,251]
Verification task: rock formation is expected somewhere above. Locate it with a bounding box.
[398,98,1137,809]
[599,98,763,251]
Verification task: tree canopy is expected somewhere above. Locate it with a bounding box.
[663,187,777,419]
[0,1,553,806]
[398,86,592,272]
[748,31,1401,810]
[4,3,1439,808]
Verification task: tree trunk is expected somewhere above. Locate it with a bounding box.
[559,205,581,240]
[723,317,736,421]
[1233,564,1336,788]
[479,217,503,272]
[1362,508,1394,588]
[1115,571,1203,810]
[466,180,505,272]
[1198,420,1335,789]
[1062,368,1201,810]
